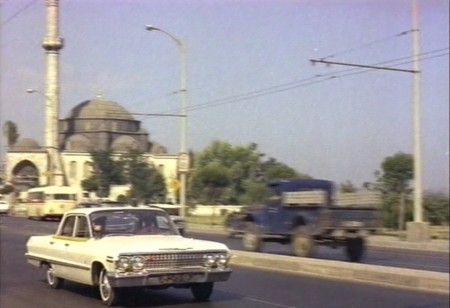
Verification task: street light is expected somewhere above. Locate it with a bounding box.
[145,25,188,218]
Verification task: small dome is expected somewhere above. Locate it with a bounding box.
[111,135,140,152]
[11,138,41,151]
[67,98,134,120]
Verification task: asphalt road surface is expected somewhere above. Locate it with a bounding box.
[186,231,450,273]
[1,216,449,308]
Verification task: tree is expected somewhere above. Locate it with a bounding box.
[423,192,449,225]
[376,152,414,230]
[2,120,19,146]
[262,157,310,181]
[120,149,166,204]
[190,140,312,205]
[191,161,231,204]
[82,150,126,197]
[340,181,357,193]
[190,140,262,204]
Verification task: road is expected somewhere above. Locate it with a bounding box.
[185,230,449,273]
[1,216,449,308]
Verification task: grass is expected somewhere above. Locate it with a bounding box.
[185,215,227,226]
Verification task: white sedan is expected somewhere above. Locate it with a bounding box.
[25,206,232,306]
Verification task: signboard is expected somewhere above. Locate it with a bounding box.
[168,178,180,191]
[178,152,190,173]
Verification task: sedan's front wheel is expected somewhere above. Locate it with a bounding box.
[45,263,64,289]
[191,282,214,301]
[99,268,121,306]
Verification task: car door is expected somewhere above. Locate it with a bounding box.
[59,215,93,284]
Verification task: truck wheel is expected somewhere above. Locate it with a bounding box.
[292,227,314,258]
[242,222,263,252]
[45,264,64,289]
[99,268,121,306]
[346,237,365,262]
[191,282,214,301]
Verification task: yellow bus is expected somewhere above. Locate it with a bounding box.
[26,186,78,220]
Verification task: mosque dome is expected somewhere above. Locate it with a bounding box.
[11,138,41,151]
[67,97,134,121]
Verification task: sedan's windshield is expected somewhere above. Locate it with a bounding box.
[90,209,178,236]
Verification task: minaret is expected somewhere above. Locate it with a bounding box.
[42,0,64,186]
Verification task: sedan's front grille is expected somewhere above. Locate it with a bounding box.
[141,253,205,270]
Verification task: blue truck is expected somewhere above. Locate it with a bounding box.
[226,179,380,262]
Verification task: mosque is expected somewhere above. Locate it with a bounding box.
[5,96,179,202]
[4,0,180,202]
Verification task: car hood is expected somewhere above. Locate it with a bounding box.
[95,235,229,255]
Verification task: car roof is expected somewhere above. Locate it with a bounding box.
[66,206,166,216]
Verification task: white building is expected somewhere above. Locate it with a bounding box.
[5,97,180,203]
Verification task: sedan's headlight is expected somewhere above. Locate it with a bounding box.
[203,254,216,267]
[117,256,130,270]
[217,253,229,267]
[132,256,145,270]
[203,252,230,268]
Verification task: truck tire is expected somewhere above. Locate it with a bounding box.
[292,226,314,258]
[242,222,263,252]
[346,237,365,262]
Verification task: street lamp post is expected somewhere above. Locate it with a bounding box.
[145,25,188,218]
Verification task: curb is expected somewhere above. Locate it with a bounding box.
[230,250,449,294]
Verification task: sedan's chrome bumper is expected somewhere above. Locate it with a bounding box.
[106,268,232,288]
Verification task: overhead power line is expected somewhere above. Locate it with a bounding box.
[79,48,448,120]
[320,29,415,60]
[144,48,448,116]
[1,0,38,26]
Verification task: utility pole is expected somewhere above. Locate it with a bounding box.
[310,0,429,242]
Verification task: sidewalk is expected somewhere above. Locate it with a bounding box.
[186,223,449,253]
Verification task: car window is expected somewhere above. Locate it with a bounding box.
[60,216,76,236]
[75,216,90,238]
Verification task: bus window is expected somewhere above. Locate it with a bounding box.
[28,192,44,202]
[53,194,76,201]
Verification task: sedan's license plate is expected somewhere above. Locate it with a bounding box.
[159,274,192,284]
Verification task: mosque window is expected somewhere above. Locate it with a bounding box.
[69,161,77,179]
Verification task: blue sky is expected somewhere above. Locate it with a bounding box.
[1,0,449,192]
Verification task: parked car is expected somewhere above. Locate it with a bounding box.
[0,200,10,215]
[25,206,232,306]
[149,204,186,236]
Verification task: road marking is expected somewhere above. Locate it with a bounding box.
[242,296,297,308]
[217,288,296,308]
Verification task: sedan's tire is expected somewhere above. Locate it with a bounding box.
[45,264,64,289]
[191,282,214,301]
[346,237,365,262]
[99,268,121,306]
[242,222,263,252]
[291,226,315,258]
